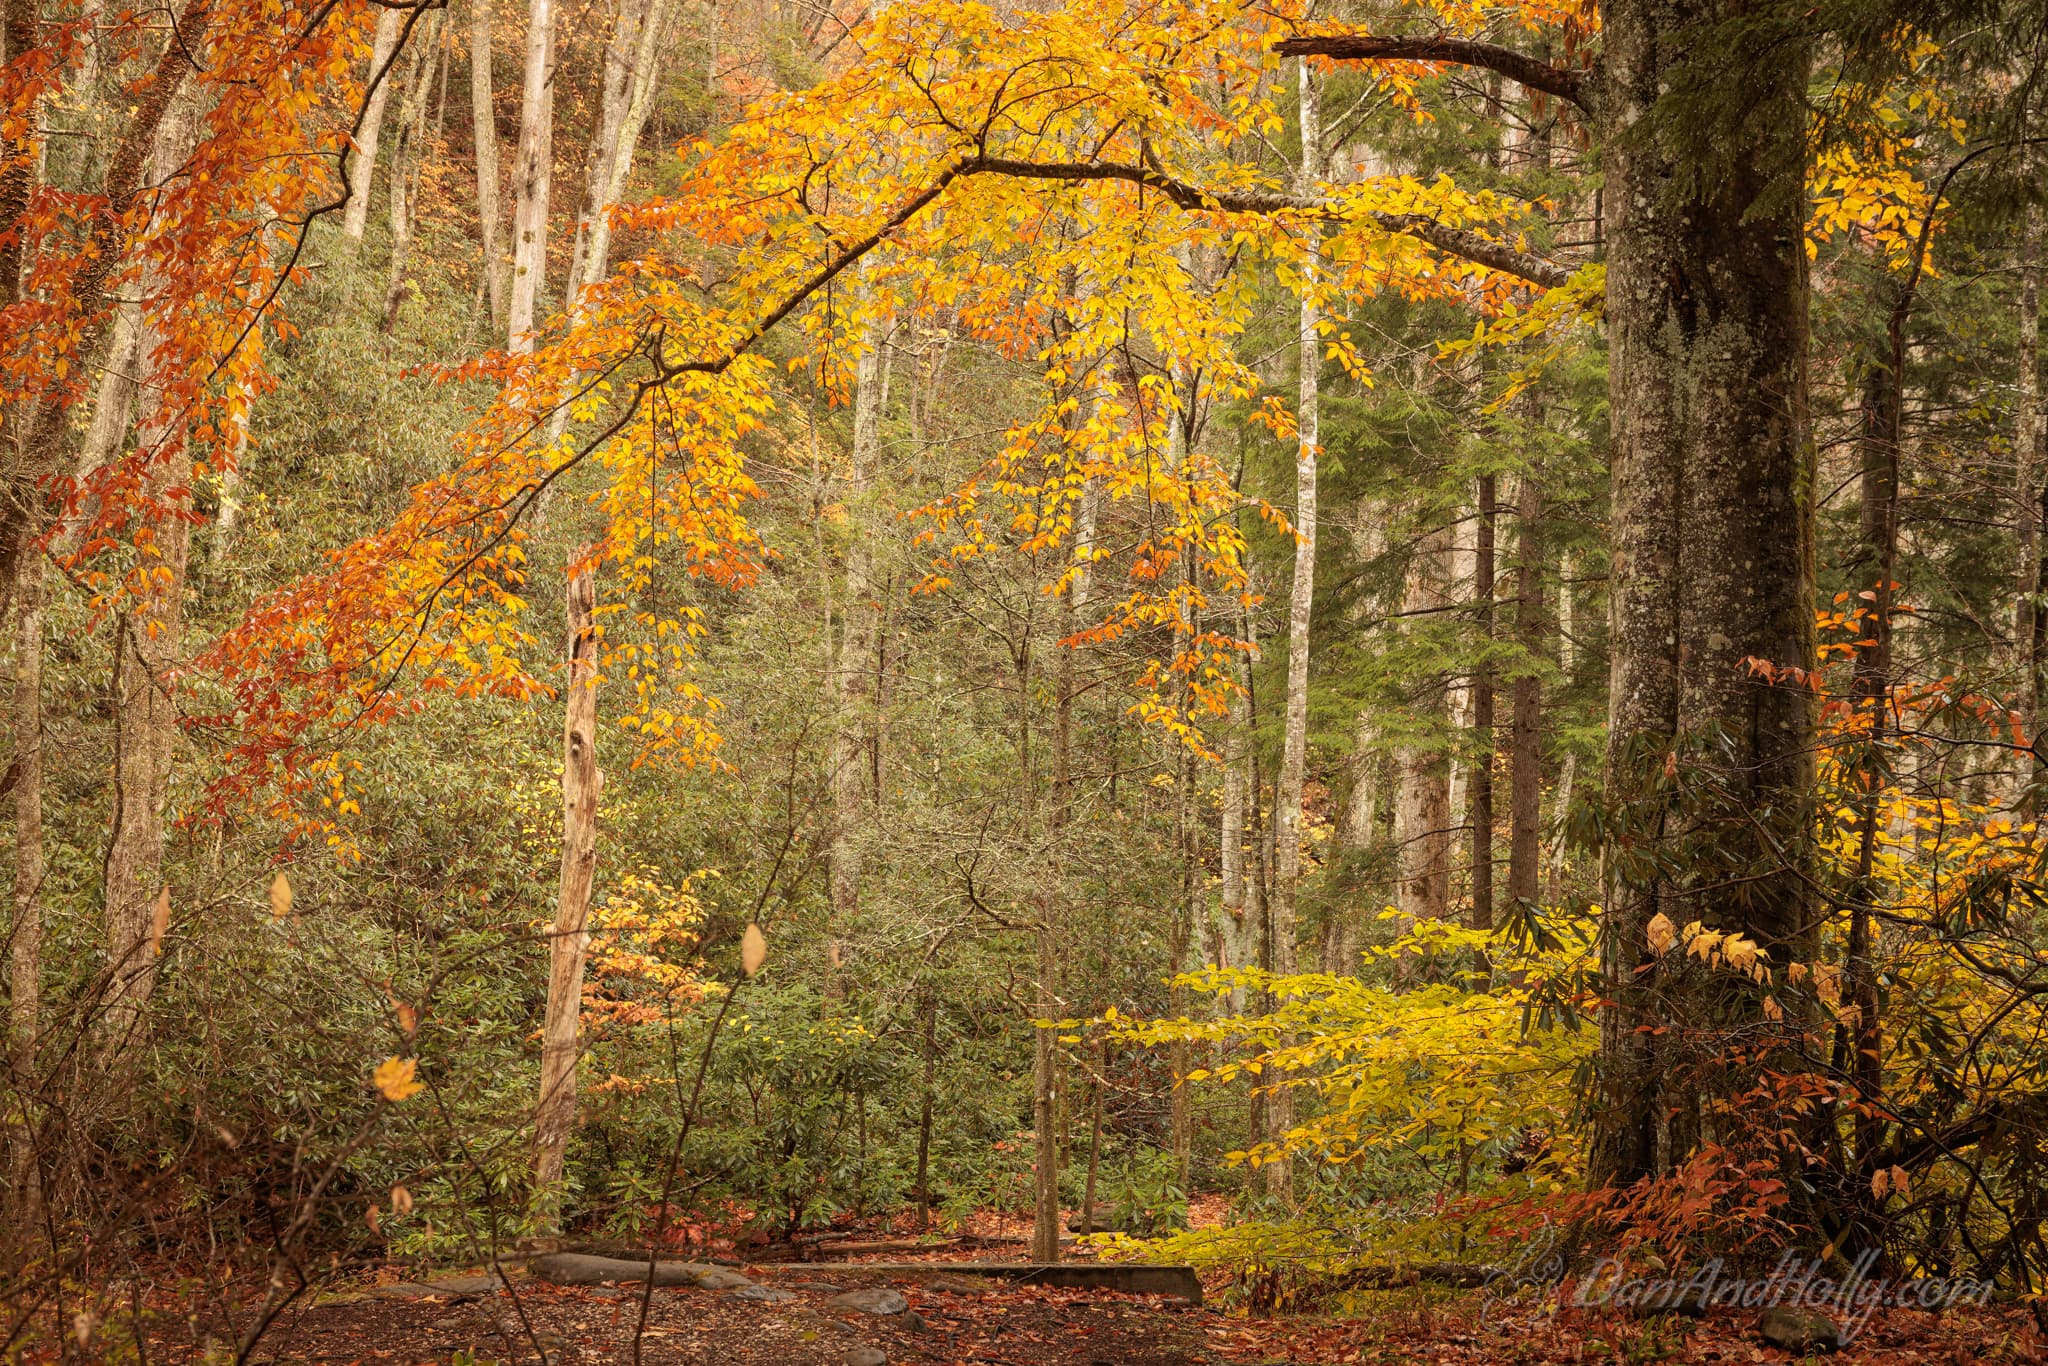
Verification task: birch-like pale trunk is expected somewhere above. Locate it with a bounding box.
[470,0,509,330]
[380,17,443,330]
[533,563,600,1229]
[507,0,557,346]
[341,8,407,241]
[1264,57,1319,1202]
[566,0,673,299]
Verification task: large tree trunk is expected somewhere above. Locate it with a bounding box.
[342,8,407,242]
[470,0,510,330]
[507,0,558,345]
[1590,0,1816,1186]
[533,563,599,1230]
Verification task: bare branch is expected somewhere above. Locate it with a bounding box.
[1274,34,1593,113]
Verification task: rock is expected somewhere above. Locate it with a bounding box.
[529,1253,711,1287]
[925,1276,989,1296]
[827,1287,909,1315]
[693,1267,755,1290]
[374,1273,504,1300]
[728,1285,798,1304]
[844,1347,888,1366]
[1759,1307,1842,1353]
[902,1310,931,1332]
[1065,1204,1129,1234]
[786,1281,845,1293]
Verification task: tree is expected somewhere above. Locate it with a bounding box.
[1285,0,1820,1185]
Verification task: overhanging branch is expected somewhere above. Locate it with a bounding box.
[967,156,1572,288]
[1275,34,1593,113]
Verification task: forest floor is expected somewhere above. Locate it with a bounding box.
[133,1260,2046,1365]
[105,1208,2048,1364]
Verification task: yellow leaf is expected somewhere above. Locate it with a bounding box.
[1646,912,1676,955]
[372,1057,422,1102]
[741,923,767,977]
[269,873,294,920]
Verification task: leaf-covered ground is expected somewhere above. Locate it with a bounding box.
[122,1264,2046,1365]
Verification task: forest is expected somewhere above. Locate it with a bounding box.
[4,0,2048,1361]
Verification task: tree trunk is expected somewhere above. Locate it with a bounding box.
[101,436,192,1050]
[1394,523,1454,929]
[1839,329,1902,1157]
[1263,58,1319,1202]
[6,557,43,1225]
[10,560,43,1060]
[342,8,407,242]
[1507,470,1544,909]
[381,16,443,330]
[566,0,673,300]
[828,323,885,946]
[533,562,600,1231]
[100,101,201,1052]
[2014,205,2043,769]
[507,0,557,345]
[1546,554,1577,904]
[470,0,509,330]
[1469,474,1496,930]
[1590,0,1816,1186]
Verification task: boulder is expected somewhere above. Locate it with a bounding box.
[528,1253,711,1288]
[728,1285,797,1304]
[373,1273,503,1300]
[844,1348,888,1366]
[827,1287,909,1315]
[694,1267,757,1290]
[1759,1307,1841,1353]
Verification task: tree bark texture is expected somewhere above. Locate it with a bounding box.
[1470,475,1496,930]
[507,0,557,345]
[1590,0,1816,1185]
[341,8,407,241]
[533,562,600,1228]
[1263,57,1319,1203]
[1508,471,1544,909]
[470,0,510,330]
